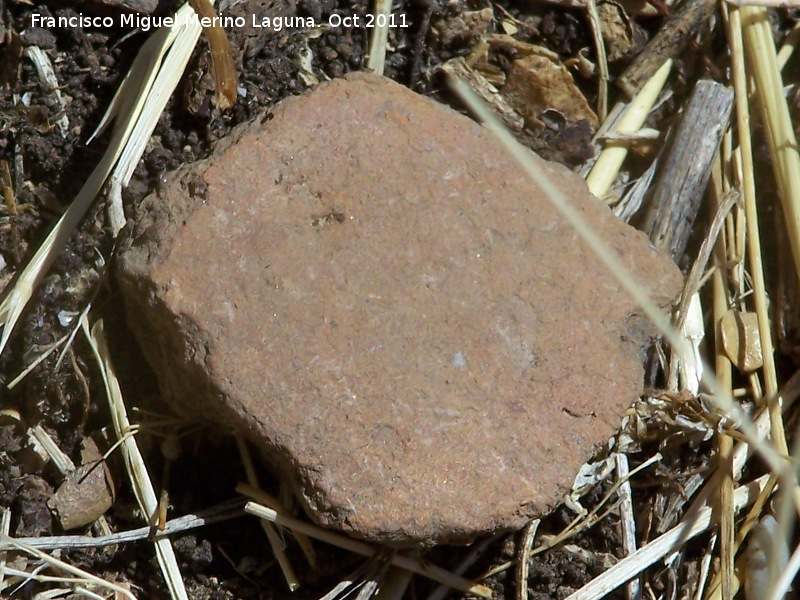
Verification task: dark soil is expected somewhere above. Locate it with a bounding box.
[1,0,798,598]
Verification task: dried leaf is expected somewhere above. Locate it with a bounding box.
[49,439,115,530]
[441,57,524,132]
[598,1,646,62]
[501,51,599,133]
[720,309,763,372]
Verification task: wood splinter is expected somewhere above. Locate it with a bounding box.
[617,0,716,97]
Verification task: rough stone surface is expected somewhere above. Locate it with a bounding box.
[117,73,682,545]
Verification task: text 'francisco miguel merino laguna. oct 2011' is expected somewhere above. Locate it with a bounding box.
[30,11,410,32]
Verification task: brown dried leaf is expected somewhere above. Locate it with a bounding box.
[501,51,599,133]
[486,34,559,59]
[565,47,596,79]
[598,1,646,62]
[48,438,115,530]
[720,309,763,373]
[441,57,524,132]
